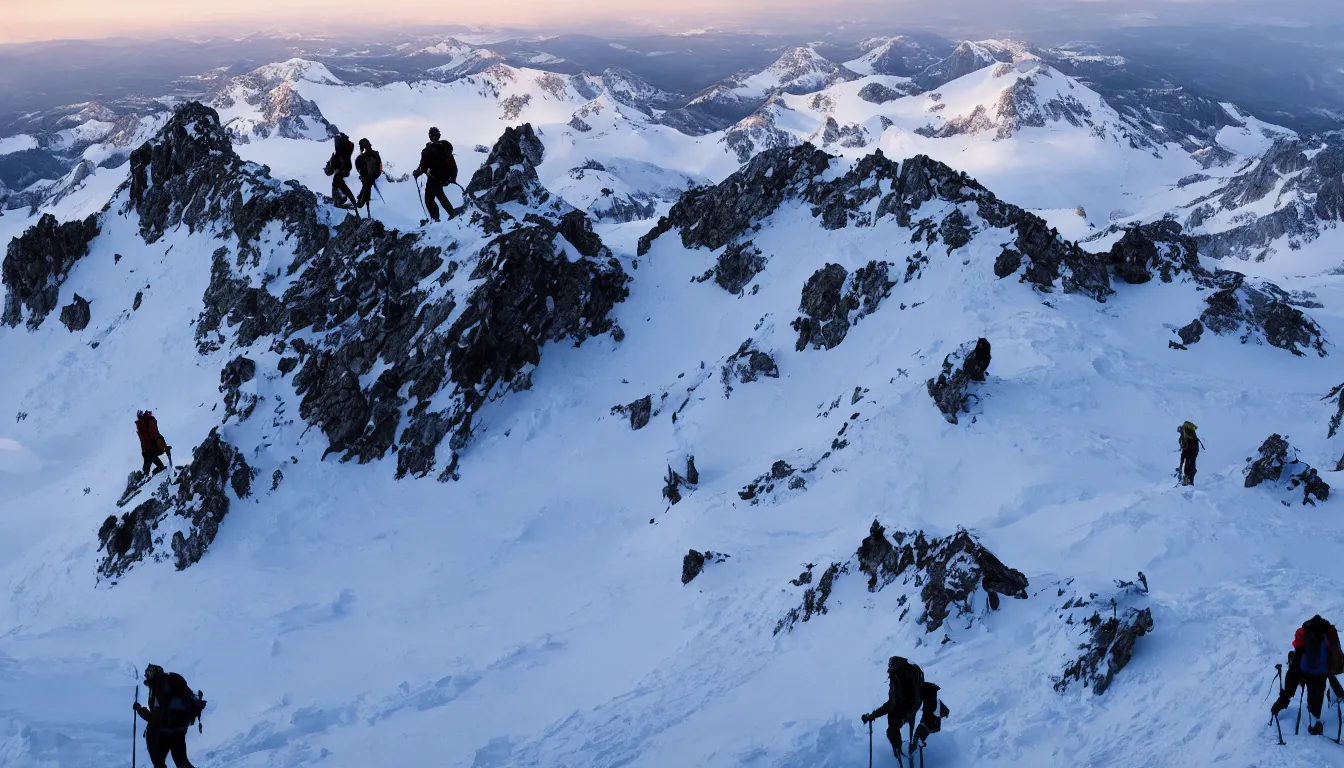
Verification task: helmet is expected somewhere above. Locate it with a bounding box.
[428,127,441,140]
[358,138,371,150]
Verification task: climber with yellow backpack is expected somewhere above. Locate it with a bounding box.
[1177,421,1204,486]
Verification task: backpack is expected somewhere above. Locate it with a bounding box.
[887,656,925,722]
[429,140,457,183]
[357,150,382,183]
[1298,619,1342,676]
[334,134,354,173]
[156,673,206,730]
[1179,422,1199,453]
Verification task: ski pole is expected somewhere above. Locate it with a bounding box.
[1266,664,1282,701]
[414,175,428,220]
[1296,684,1305,735]
[132,685,139,768]
[1274,712,1285,746]
[867,718,873,768]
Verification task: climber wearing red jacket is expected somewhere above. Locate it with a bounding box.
[135,411,171,476]
[1272,615,1344,735]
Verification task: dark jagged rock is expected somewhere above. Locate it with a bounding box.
[220,355,259,423]
[59,293,91,331]
[713,241,766,294]
[663,464,684,505]
[682,549,706,584]
[774,562,847,634]
[681,549,728,585]
[1243,434,1329,504]
[1056,607,1155,695]
[686,455,699,485]
[614,394,653,430]
[1245,434,1292,488]
[638,145,832,256]
[739,458,810,502]
[464,123,548,211]
[939,209,973,252]
[780,520,1027,635]
[1326,383,1344,439]
[858,82,903,105]
[1197,272,1326,357]
[927,338,991,424]
[721,339,780,397]
[2,213,101,328]
[97,428,253,579]
[1177,319,1204,346]
[792,261,895,351]
[1107,220,1200,285]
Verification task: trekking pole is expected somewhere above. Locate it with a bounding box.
[1266,664,1282,701]
[1273,712,1285,746]
[867,719,873,768]
[132,685,139,768]
[414,175,428,220]
[1296,684,1305,735]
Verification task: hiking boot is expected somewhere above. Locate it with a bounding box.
[1309,721,1324,736]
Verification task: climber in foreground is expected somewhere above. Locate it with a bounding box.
[412,126,458,223]
[135,664,205,768]
[861,656,950,765]
[354,138,382,217]
[1177,421,1202,486]
[1271,615,1344,736]
[323,132,359,215]
[135,410,171,476]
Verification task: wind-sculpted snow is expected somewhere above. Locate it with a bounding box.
[777,521,1029,636]
[1,212,101,328]
[97,428,254,580]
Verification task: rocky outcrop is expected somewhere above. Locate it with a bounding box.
[614,394,653,430]
[791,261,895,351]
[59,293,91,331]
[1195,272,1326,358]
[681,549,730,585]
[1244,434,1330,505]
[721,339,779,397]
[776,520,1028,635]
[712,241,766,295]
[858,83,904,105]
[97,429,253,579]
[1057,607,1155,695]
[739,459,809,502]
[1107,220,1200,284]
[927,338,991,424]
[465,123,547,208]
[2,213,101,328]
[220,355,259,423]
[1326,382,1344,439]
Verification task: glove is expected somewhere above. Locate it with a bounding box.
[413,169,422,179]
[860,713,871,724]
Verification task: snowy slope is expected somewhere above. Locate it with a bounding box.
[2,101,1344,768]
[207,59,341,144]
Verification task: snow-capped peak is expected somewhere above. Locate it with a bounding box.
[250,58,343,86]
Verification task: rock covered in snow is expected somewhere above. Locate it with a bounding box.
[1055,603,1154,695]
[857,82,905,105]
[791,261,895,351]
[777,520,1028,635]
[713,241,767,295]
[58,293,91,331]
[465,122,548,213]
[614,394,653,430]
[681,549,730,585]
[1244,434,1330,504]
[927,338,991,423]
[1196,271,1326,357]
[220,355,259,423]
[1107,220,1200,285]
[97,428,254,579]
[2,213,101,328]
[721,338,779,397]
[1327,382,1344,440]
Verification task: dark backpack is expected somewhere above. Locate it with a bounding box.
[887,656,925,722]
[1298,620,1341,676]
[428,140,457,183]
[160,673,206,729]
[356,150,382,183]
[334,134,354,173]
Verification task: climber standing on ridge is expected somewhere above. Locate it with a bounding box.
[1178,421,1203,486]
[135,410,171,477]
[324,132,359,215]
[861,656,950,766]
[413,126,458,224]
[135,664,205,768]
[1271,615,1344,736]
[354,138,382,218]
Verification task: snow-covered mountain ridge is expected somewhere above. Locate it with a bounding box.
[3,99,1344,768]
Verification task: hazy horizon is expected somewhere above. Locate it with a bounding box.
[6,0,1342,45]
